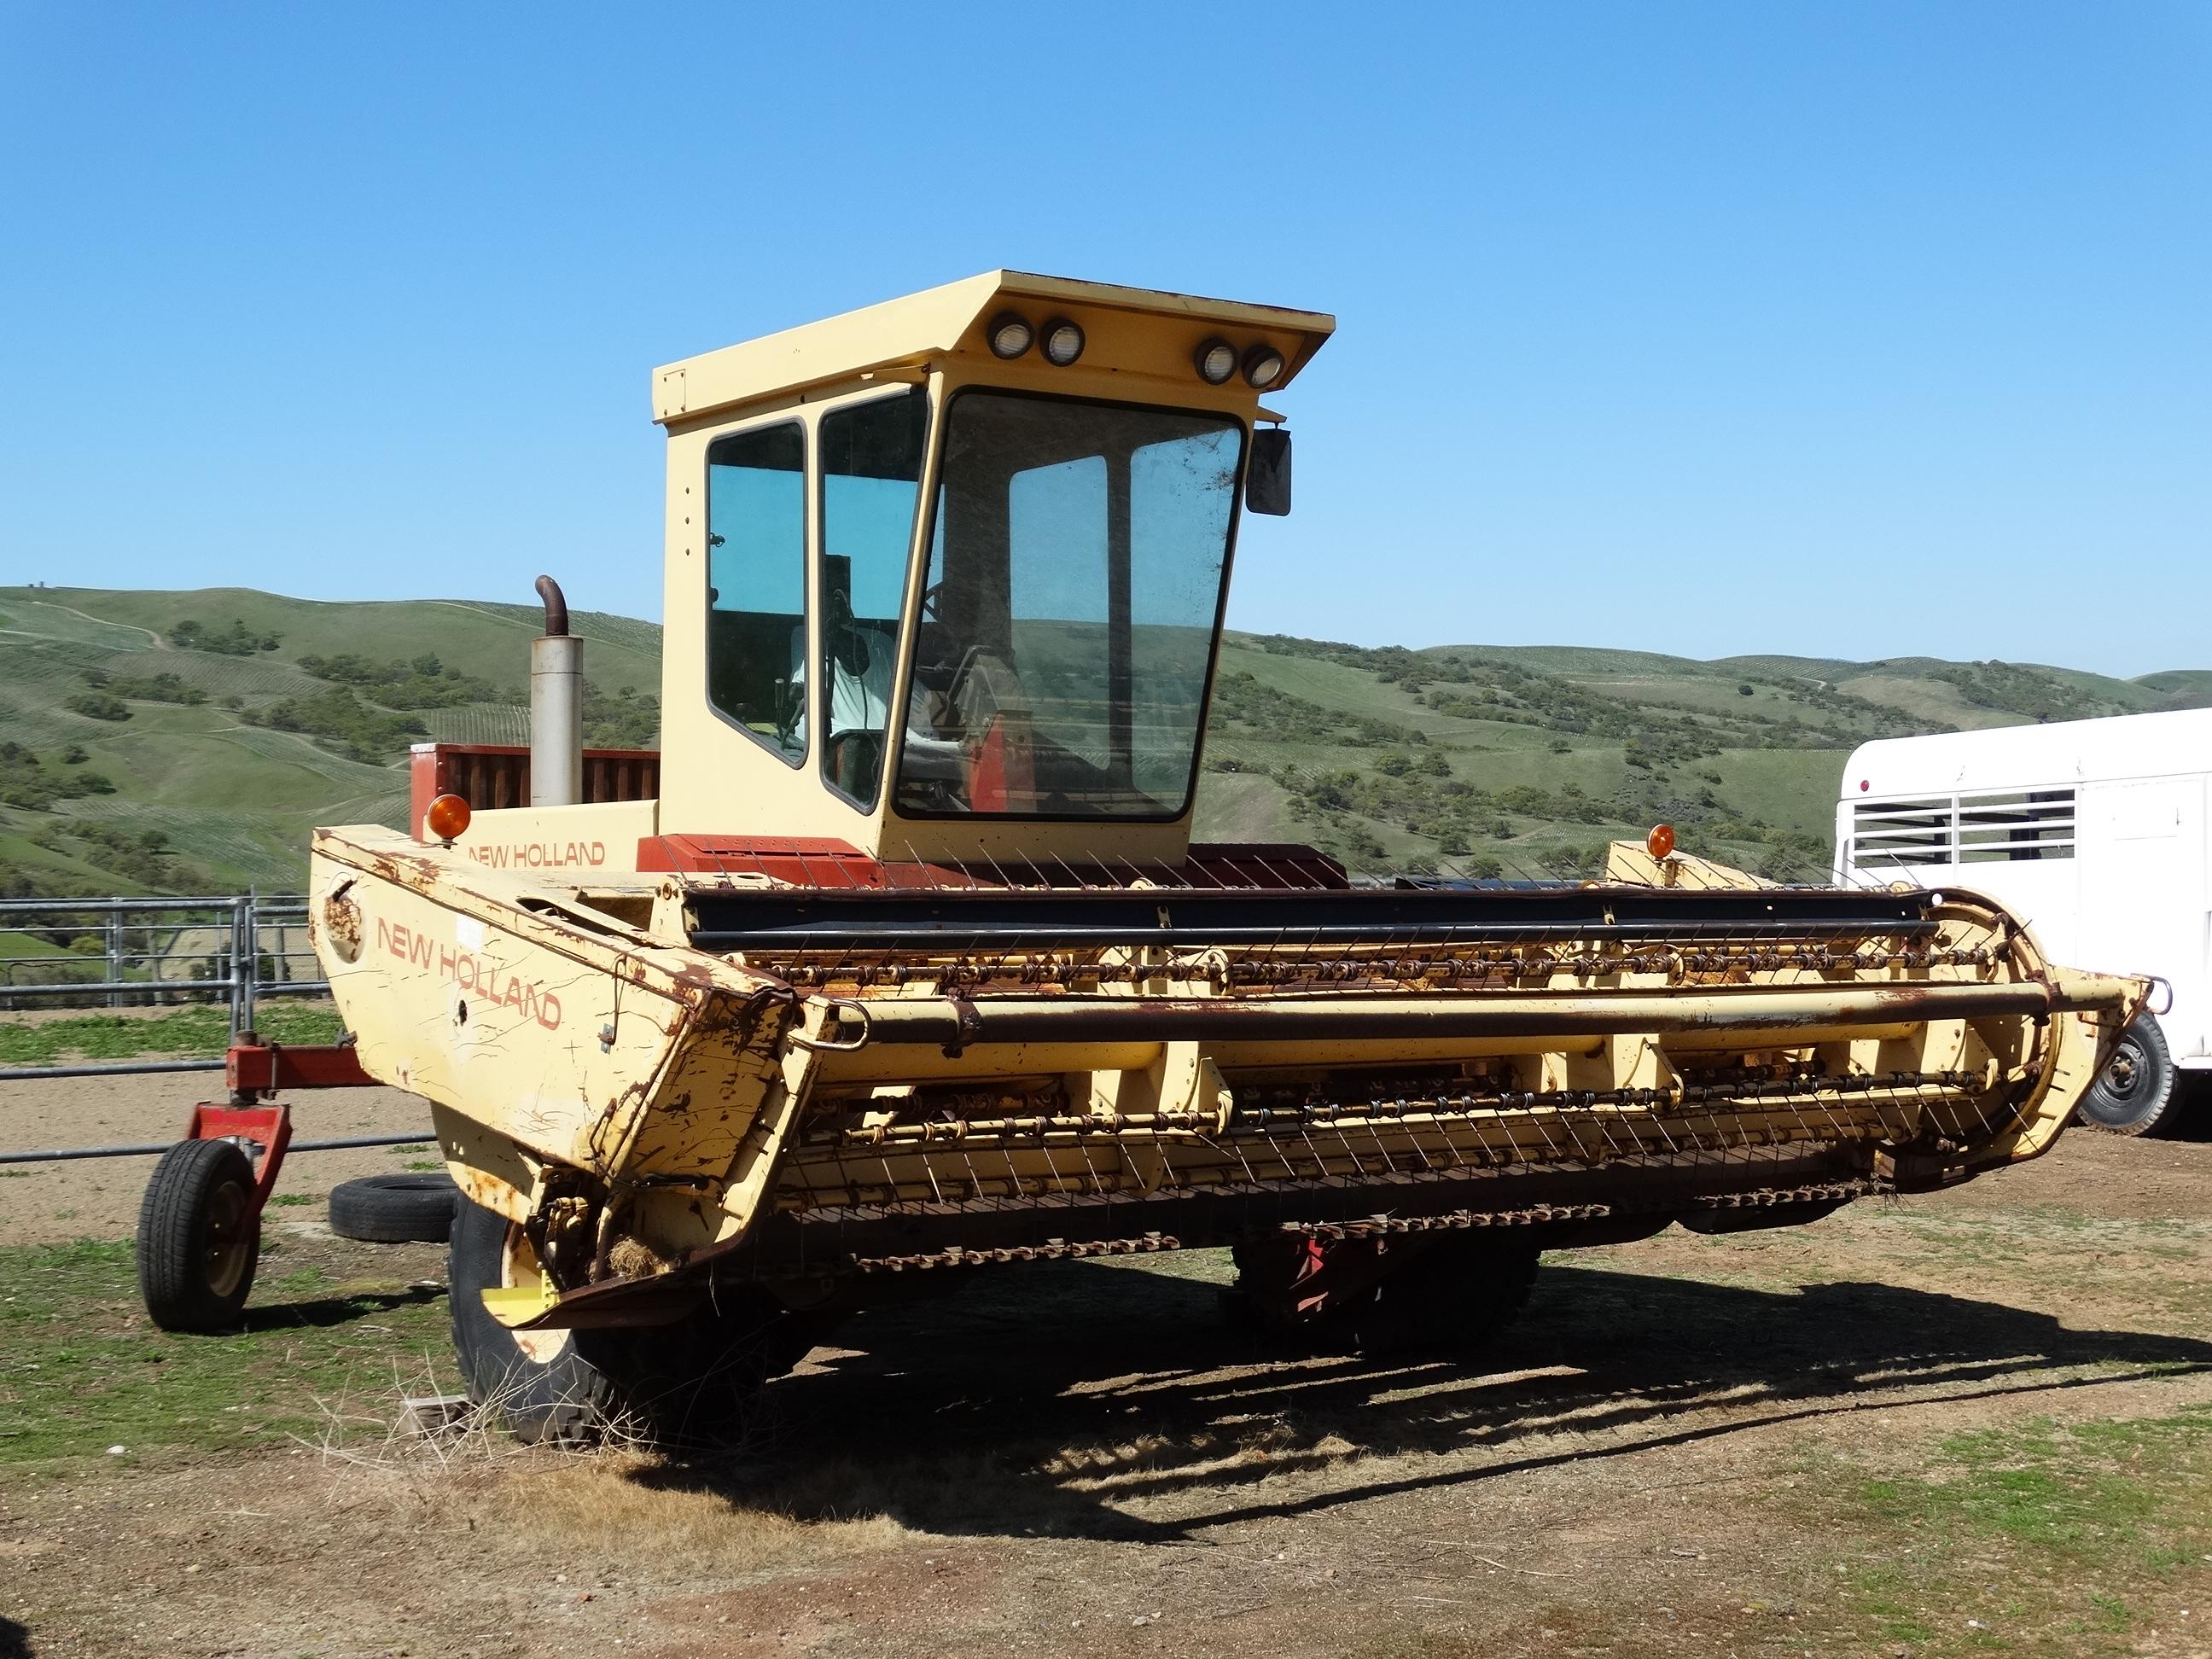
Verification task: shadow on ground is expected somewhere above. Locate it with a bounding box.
[632,1254,2212,1544]
[2158,1073,2212,1143]
[243,1283,445,1331]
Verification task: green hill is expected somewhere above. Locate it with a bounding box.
[2,585,2200,895]
[0,587,659,896]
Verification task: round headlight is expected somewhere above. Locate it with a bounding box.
[987,311,1033,359]
[1242,343,1287,390]
[1195,338,1237,385]
[1041,317,1086,366]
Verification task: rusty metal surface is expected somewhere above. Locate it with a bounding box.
[854,1233,1184,1273]
[309,812,2145,1332]
[818,981,2069,1046]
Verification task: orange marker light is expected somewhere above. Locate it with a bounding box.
[1646,823,1677,860]
[425,793,473,843]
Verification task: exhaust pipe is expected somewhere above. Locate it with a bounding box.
[531,575,582,807]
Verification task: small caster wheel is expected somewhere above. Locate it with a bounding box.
[137,1139,261,1332]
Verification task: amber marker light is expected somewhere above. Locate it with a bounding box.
[425,793,473,845]
[1646,823,1677,860]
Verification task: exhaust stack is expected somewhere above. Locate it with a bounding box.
[530,575,582,807]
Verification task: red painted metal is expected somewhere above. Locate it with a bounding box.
[225,1043,376,1094]
[638,835,891,885]
[184,1101,294,1211]
[639,835,1347,892]
[408,742,661,840]
[1181,844,1348,890]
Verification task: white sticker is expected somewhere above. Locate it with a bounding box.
[455,917,486,950]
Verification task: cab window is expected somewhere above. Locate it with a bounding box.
[705,422,806,765]
[817,391,927,808]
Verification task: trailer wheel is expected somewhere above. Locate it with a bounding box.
[137,1139,261,1332]
[1343,1237,1542,1357]
[329,1173,457,1243]
[2078,1013,2182,1137]
[448,1196,811,1446]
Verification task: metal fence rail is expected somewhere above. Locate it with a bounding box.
[0,1131,427,1166]
[1,892,327,1080]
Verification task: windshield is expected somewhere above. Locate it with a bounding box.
[894,390,1243,819]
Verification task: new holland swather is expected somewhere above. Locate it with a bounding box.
[136,273,2147,1440]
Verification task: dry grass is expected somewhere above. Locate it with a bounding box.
[488,1456,909,1573]
[301,1358,910,1579]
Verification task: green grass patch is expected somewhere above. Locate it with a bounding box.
[1816,1406,2212,1653]
[1863,1411,2212,1563]
[0,1237,450,1470]
[0,1000,343,1065]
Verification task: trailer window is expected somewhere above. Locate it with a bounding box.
[1850,788,2076,870]
[706,422,807,765]
[894,390,1242,820]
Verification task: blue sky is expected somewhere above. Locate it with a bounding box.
[1,3,2204,675]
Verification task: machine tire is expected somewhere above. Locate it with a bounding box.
[329,1173,458,1243]
[137,1139,261,1333]
[2077,1013,2183,1138]
[1342,1237,1542,1357]
[447,1196,814,1446]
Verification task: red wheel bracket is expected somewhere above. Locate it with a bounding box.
[183,1103,294,1215]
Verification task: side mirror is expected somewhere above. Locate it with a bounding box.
[1247,428,1292,516]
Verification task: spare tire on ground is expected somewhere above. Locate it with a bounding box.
[329,1172,459,1243]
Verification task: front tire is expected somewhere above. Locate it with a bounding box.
[449,1196,626,1442]
[448,1196,818,1445]
[2078,1013,2184,1137]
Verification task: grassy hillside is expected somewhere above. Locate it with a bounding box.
[0,587,659,896]
[3,585,2203,894]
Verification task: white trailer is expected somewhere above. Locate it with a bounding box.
[1835,707,2212,1134]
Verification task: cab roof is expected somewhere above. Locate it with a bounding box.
[651,270,1336,427]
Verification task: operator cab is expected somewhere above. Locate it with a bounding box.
[654,271,1334,868]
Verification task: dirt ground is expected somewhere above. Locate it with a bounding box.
[6,1089,2212,1658]
[0,1073,433,1245]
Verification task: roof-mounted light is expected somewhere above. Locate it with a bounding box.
[1242,343,1287,390]
[1195,338,1237,385]
[987,311,1033,359]
[1041,317,1086,366]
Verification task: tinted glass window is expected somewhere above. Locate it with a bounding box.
[818,391,927,808]
[706,423,806,765]
[894,392,1242,819]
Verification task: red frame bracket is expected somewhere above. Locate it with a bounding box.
[225,1042,375,1094]
[184,1102,294,1213]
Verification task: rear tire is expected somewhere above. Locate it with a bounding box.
[447,1196,815,1446]
[329,1172,457,1243]
[2078,1014,2183,1138]
[1231,1232,1541,1357]
[1340,1237,1541,1356]
[137,1139,260,1333]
